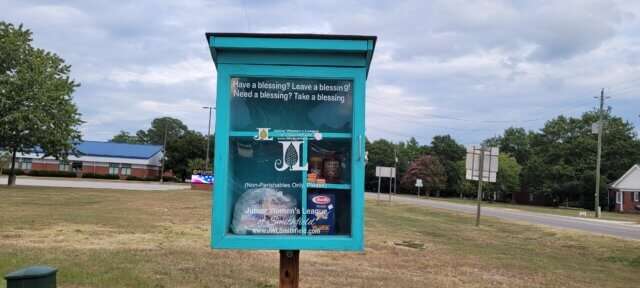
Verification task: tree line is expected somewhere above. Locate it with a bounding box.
[367,109,640,209]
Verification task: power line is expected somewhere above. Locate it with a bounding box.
[607,84,640,97]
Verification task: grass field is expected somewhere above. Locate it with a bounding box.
[1,186,639,287]
[426,196,640,224]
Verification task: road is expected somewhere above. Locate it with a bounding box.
[0,176,190,191]
[366,192,640,240]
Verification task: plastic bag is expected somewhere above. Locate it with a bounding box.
[231,187,298,235]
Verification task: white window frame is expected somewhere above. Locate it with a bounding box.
[634,192,639,202]
[108,163,119,175]
[616,191,623,204]
[19,158,32,170]
[120,164,131,176]
[59,161,71,171]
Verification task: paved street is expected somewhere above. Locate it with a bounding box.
[367,192,640,240]
[0,176,190,191]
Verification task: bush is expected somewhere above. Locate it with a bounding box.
[125,175,163,181]
[125,175,143,181]
[162,176,177,182]
[1,168,25,175]
[81,173,119,180]
[27,170,77,178]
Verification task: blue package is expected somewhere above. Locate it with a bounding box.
[307,192,335,235]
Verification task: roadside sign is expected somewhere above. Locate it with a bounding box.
[465,145,499,183]
[375,166,396,178]
[415,179,423,187]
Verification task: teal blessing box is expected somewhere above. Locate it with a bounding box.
[206,33,376,251]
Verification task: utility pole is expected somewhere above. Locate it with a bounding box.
[475,145,485,227]
[160,125,168,184]
[594,88,607,218]
[202,106,215,171]
[394,147,398,195]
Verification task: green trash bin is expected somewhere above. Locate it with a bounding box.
[4,266,57,288]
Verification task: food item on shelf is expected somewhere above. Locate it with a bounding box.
[307,172,318,183]
[309,156,323,176]
[231,188,298,235]
[316,178,326,184]
[307,192,335,235]
[323,155,341,183]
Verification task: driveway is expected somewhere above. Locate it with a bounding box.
[367,192,640,240]
[0,176,190,191]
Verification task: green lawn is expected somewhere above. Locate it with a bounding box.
[1,186,639,287]
[424,196,640,223]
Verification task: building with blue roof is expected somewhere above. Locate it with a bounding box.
[10,141,164,179]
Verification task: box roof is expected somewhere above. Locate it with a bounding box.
[206,32,377,77]
[76,141,162,159]
[206,32,377,41]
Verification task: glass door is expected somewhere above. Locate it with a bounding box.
[225,76,354,237]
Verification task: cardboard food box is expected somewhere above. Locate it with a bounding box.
[307,192,335,235]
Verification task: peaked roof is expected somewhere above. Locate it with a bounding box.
[76,141,162,159]
[610,164,640,191]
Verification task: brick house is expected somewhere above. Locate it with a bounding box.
[609,164,640,213]
[8,141,163,179]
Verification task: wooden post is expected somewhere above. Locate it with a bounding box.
[279,250,299,288]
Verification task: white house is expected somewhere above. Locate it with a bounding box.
[609,164,640,213]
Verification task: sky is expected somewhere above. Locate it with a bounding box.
[1,0,639,145]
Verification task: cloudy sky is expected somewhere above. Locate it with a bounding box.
[2,0,639,145]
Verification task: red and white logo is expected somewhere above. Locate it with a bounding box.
[312,195,331,205]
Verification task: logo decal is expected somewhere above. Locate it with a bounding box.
[275,141,308,171]
[255,128,272,141]
[312,195,331,205]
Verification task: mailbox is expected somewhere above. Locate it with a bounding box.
[206,33,376,251]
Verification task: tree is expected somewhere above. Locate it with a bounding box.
[0,22,82,185]
[145,117,188,145]
[110,130,144,144]
[165,130,207,182]
[188,158,207,173]
[400,155,447,196]
[486,154,521,202]
[522,110,640,208]
[396,137,429,191]
[365,138,396,191]
[431,135,466,196]
[498,127,531,165]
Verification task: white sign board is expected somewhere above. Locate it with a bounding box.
[465,145,499,183]
[415,178,423,187]
[375,166,396,178]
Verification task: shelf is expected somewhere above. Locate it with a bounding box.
[307,183,351,190]
[229,130,351,139]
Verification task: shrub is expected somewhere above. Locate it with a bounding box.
[125,175,164,181]
[27,170,77,178]
[81,173,119,180]
[1,168,25,175]
[125,175,140,181]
